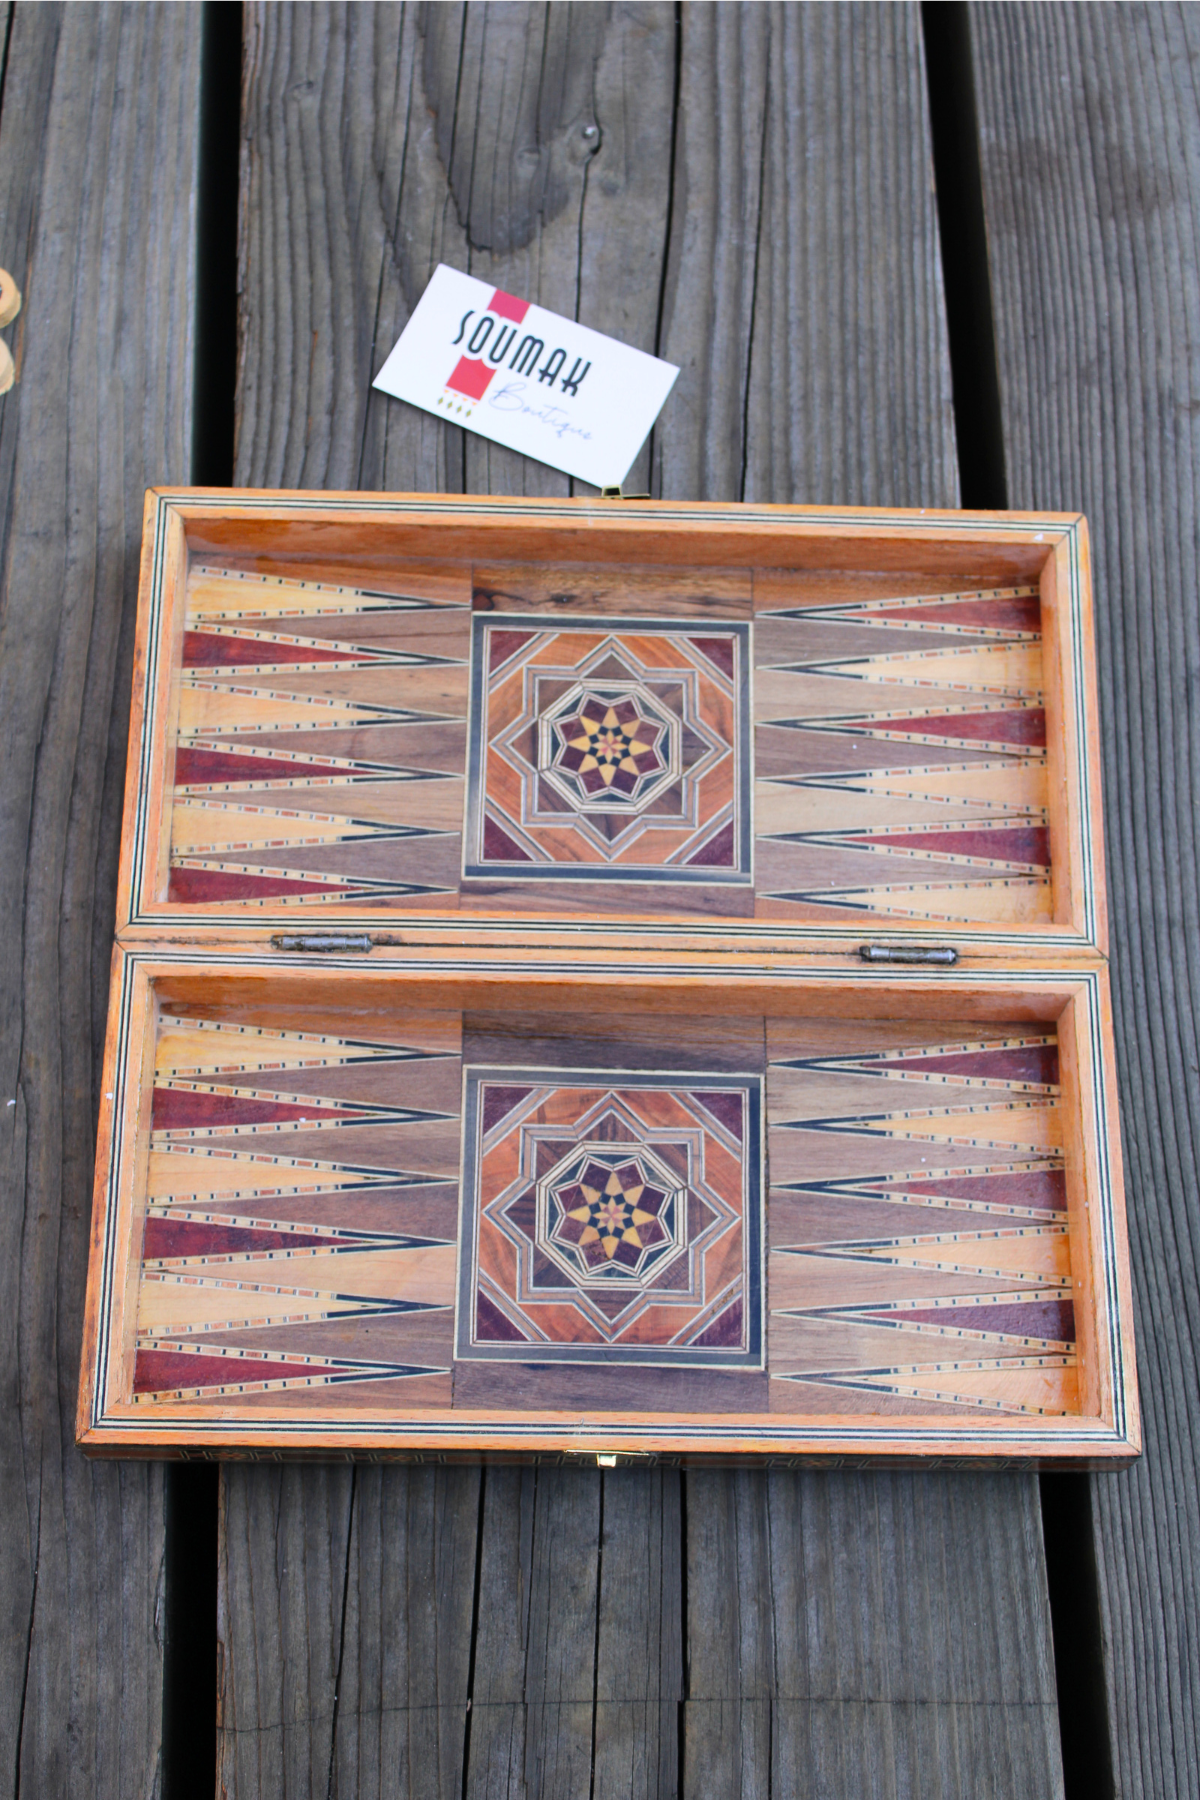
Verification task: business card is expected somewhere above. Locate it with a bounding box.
[372,264,679,488]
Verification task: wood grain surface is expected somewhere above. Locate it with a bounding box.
[656,1,960,508]
[0,3,201,1793]
[218,4,1069,1796]
[972,6,1200,1793]
[683,1468,1061,1794]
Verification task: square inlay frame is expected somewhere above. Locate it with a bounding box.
[463,616,753,882]
[77,950,1138,1464]
[456,1067,764,1366]
[112,490,1108,956]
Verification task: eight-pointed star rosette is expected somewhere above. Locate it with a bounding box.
[543,691,672,810]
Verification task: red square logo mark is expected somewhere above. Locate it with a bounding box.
[488,288,530,324]
[447,357,494,402]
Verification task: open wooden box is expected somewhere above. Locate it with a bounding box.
[79,491,1137,1463]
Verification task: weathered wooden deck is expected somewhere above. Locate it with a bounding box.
[2,4,1197,1795]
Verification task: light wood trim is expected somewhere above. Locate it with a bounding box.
[137,958,1075,1023]
[76,951,156,1438]
[1057,976,1139,1446]
[76,1425,1136,1468]
[164,487,1077,580]
[153,505,189,906]
[1040,521,1106,947]
[116,495,188,924]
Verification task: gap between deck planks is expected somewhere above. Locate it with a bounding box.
[972,6,1200,1795]
[0,4,202,1795]
[216,7,1066,1799]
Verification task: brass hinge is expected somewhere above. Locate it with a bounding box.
[859,943,959,966]
[270,932,373,953]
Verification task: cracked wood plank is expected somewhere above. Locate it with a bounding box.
[684,1469,1063,1796]
[972,6,1200,1794]
[0,4,201,1794]
[217,1466,481,1797]
[223,7,680,1797]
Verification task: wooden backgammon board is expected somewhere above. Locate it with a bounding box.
[77,491,1138,1465]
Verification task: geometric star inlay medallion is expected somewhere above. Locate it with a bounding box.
[456,1069,764,1366]
[464,616,753,881]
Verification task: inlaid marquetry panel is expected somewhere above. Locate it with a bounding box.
[457,1069,762,1366]
[166,560,472,908]
[752,574,1052,926]
[464,617,752,881]
[113,994,1080,1426]
[133,1002,463,1410]
[84,497,1131,1458]
[157,558,1050,926]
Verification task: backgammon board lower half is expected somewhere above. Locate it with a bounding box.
[78,953,1137,1464]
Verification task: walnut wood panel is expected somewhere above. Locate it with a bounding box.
[972,6,1200,1792]
[0,6,201,1794]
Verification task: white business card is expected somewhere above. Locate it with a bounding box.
[372,264,679,488]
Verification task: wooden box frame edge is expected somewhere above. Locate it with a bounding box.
[77,946,1139,1466]
[114,490,1108,958]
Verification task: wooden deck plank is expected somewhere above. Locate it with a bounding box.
[224,10,684,1796]
[218,1464,479,1800]
[332,1466,481,1799]
[667,8,1061,1792]
[466,1464,682,1800]
[593,1467,684,1800]
[655,2,960,508]
[220,5,1066,1796]
[972,6,1200,1793]
[0,3,201,1793]
[683,1470,1062,1797]
[216,1468,353,1796]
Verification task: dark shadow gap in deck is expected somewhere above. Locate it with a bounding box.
[1040,1472,1117,1800]
[460,1466,489,1799]
[162,8,241,1800]
[191,0,242,488]
[0,3,18,126]
[161,1463,220,1800]
[922,8,1113,1799]
[678,1468,689,1792]
[921,0,1007,510]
